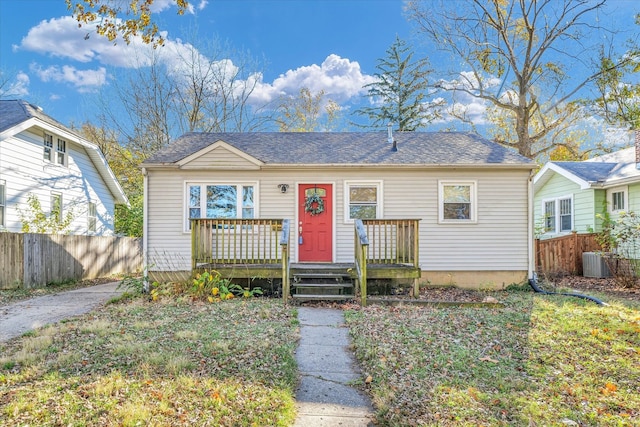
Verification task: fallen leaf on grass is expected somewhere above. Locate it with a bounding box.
[365,375,373,384]
[479,356,499,363]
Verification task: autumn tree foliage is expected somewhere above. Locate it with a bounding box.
[66,0,189,47]
[275,88,340,132]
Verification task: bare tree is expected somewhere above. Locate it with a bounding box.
[171,38,272,133]
[406,0,634,159]
[276,88,340,132]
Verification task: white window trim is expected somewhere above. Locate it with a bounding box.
[608,186,628,213]
[541,194,573,234]
[343,180,383,223]
[56,138,67,167]
[87,201,97,234]
[183,181,258,232]
[438,180,477,224]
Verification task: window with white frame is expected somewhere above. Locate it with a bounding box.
[542,196,572,233]
[0,180,5,227]
[51,192,62,224]
[43,133,53,161]
[439,181,477,222]
[609,187,627,212]
[87,202,97,233]
[345,181,381,221]
[56,138,67,165]
[186,183,255,230]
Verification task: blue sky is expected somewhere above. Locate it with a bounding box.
[0,0,638,140]
[0,0,415,129]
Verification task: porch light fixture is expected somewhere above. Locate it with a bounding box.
[278,184,289,193]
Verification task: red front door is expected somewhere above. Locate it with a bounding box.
[298,184,333,262]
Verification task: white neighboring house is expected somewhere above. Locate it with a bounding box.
[0,99,128,235]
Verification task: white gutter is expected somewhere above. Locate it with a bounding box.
[142,167,149,292]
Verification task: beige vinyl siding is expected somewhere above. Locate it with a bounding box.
[146,165,531,273]
[0,128,116,235]
[181,146,259,169]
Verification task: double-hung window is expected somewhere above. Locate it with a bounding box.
[87,202,97,233]
[43,133,53,161]
[439,181,477,223]
[56,138,66,165]
[609,187,627,212]
[186,183,255,230]
[542,196,572,234]
[345,181,381,221]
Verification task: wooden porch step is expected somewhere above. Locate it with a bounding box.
[294,272,350,279]
[292,294,354,301]
[292,283,353,289]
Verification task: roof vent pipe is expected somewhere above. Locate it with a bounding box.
[392,140,398,152]
[387,122,393,144]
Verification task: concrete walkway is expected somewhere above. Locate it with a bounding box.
[1,286,375,425]
[0,282,124,342]
[294,307,375,427]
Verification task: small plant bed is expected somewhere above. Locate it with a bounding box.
[0,297,299,426]
[345,290,639,426]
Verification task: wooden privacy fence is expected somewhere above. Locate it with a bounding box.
[535,232,602,276]
[0,232,142,289]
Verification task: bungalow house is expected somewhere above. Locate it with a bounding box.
[533,143,640,239]
[0,100,128,235]
[141,131,536,298]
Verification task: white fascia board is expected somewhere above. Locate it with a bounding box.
[533,163,591,191]
[177,140,264,167]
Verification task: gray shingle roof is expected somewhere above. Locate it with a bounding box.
[0,99,80,137]
[552,161,618,183]
[550,146,640,184]
[143,132,533,166]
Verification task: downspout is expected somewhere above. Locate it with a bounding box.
[528,170,535,282]
[142,167,149,293]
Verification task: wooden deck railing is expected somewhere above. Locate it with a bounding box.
[191,218,290,301]
[355,219,421,305]
[191,218,286,266]
[361,219,420,266]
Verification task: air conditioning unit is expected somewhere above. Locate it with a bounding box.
[582,252,611,278]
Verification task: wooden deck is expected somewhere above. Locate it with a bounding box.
[190,218,421,305]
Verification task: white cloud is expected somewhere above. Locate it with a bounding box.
[16,18,374,106]
[249,54,376,105]
[30,63,107,93]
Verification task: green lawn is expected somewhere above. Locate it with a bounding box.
[0,298,299,426]
[345,290,640,426]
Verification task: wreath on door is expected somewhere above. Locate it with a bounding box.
[305,193,325,216]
